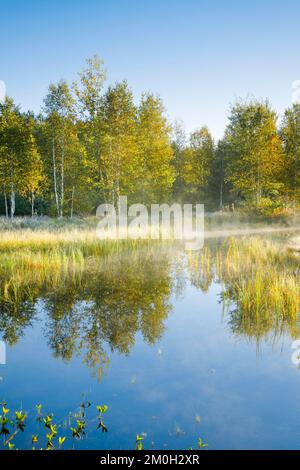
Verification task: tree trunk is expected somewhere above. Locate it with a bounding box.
[116,177,120,210]
[70,185,75,219]
[10,184,15,219]
[220,180,223,209]
[256,158,261,205]
[60,123,65,218]
[4,190,8,218]
[219,155,224,209]
[294,151,297,214]
[31,192,35,217]
[94,123,107,203]
[52,136,59,217]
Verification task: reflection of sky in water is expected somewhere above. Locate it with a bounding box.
[1,261,300,450]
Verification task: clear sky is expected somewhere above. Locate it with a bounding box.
[1,0,300,139]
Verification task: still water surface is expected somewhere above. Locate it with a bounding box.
[1,238,300,450]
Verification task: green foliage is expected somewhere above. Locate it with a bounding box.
[0,400,210,451]
[137,93,174,203]
[280,103,300,209]
[100,81,139,203]
[188,437,209,450]
[223,100,285,212]
[198,437,208,449]
[135,434,144,450]
[180,126,214,202]
[97,405,108,432]
[0,400,108,450]
[0,98,43,218]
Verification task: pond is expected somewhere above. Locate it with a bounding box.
[1,235,300,450]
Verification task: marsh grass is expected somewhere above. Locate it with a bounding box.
[0,228,156,254]
[188,237,300,340]
[0,228,176,308]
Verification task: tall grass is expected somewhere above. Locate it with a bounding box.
[0,228,174,307]
[188,237,300,341]
[0,228,159,254]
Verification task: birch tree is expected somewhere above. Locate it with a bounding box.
[224,101,284,207]
[137,93,174,204]
[73,55,106,203]
[0,98,40,218]
[280,104,300,209]
[43,80,75,217]
[178,126,214,202]
[101,81,139,204]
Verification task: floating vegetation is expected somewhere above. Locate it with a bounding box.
[0,400,208,451]
[0,400,108,450]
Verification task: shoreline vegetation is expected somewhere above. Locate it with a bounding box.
[0,214,299,262]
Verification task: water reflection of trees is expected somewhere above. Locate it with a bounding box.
[1,238,300,370]
[43,252,176,378]
[0,299,36,346]
[0,249,179,379]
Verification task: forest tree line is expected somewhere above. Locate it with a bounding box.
[1,55,300,218]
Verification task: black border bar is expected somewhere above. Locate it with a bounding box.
[0,450,299,465]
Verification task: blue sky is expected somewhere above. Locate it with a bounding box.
[1,0,300,138]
